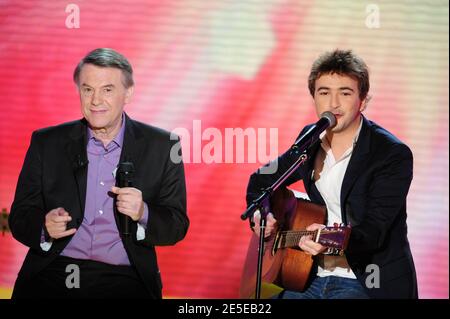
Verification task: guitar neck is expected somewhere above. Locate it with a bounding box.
[276,230,318,249]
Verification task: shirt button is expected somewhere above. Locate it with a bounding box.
[99,210,103,215]
[100,181,105,186]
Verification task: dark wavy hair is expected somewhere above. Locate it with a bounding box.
[308,49,369,100]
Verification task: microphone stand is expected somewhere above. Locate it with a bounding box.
[255,200,269,300]
[241,151,309,299]
[241,112,335,299]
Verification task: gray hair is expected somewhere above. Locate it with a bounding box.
[73,48,134,88]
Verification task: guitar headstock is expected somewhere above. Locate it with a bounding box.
[317,223,351,256]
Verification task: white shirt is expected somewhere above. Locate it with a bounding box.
[314,118,363,279]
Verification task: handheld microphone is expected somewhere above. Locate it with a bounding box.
[116,161,134,237]
[290,111,337,155]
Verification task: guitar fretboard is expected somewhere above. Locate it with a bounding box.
[277,230,318,249]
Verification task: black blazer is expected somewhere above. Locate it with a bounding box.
[246,116,418,299]
[9,114,189,298]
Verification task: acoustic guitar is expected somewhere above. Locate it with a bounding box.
[239,187,351,299]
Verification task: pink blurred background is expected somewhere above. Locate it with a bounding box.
[0,0,448,298]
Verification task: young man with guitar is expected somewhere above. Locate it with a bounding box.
[245,49,417,299]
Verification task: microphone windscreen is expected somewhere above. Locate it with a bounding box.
[321,111,337,128]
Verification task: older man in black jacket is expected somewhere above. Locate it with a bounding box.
[9,48,189,299]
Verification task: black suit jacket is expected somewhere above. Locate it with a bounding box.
[246,116,418,299]
[9,114,189,298]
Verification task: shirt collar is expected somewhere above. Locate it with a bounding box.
[319,115,363,152]
[87,113,126,148]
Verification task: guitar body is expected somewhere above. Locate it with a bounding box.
[239,188,327,299]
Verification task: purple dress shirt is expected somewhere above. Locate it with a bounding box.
[60,115,148,265]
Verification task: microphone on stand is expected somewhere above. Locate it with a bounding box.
[240,111,336,221]
[290,111,337,155]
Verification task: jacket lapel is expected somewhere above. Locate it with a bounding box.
[340,116,372,217]
[65,119,89,222]
[119,114,145,172]
[303,140,326,205]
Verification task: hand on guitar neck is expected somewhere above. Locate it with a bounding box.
[253,211,327,256]
[298,223,328,256]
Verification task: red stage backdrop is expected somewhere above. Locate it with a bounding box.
[0,0,448,298]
